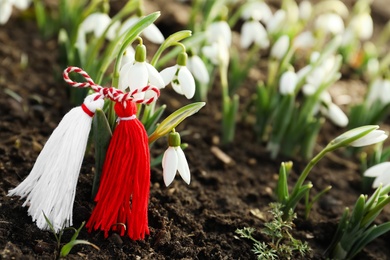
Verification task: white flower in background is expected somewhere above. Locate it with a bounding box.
[187,54,210,84]
[120,16,164,44]
[320,92,349,127]
[266,9,286,34]
[160,52,195,99]
[241,1,272,22]
[366,78,390,106]
[240,20,269,49]
[366,58,379,79]
[119,44,164,98]
[206,20,232,47]
[293,31,315,50]
[0,0,31,24]
[298,0,312,21]
[120,46,135,68]
[202,37,230,67]
[348,13,373,40]
[315,13,344,35]
[303,55,339,96]
[364,162,390,188]
[76,13,120,58]
[349,129,388,147]
[279,71,297,95]
[162,131,190,187]
[270,35,290,60]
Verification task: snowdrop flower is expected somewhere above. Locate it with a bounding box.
[320,96,349,127]
[160,52,195,99]
[299,0,312,21]
[364,162,390,188]
[202,37,230,67]
[162,131,190,187]
[120,16,164,44]
[241,1,272,22]
[187,52,210,84]
[348,13,373,41]
[76,13,120,58]
[119,44,164,98]
[293,31,315,50]
[349,129,387,147]
[0,0,31,24]
[206,20,232,47]
[266,9,286,34]
[240,20,269,49]
[270,35,290,60]
[315,13,344,35]
[366,78,390,106]
[279,71,297,95]
[303,55,339,96]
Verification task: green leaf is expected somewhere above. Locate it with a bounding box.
[346,195,366,233]
[151,30,193,66]
[60,240,100,257]
[348,222,390,259]
[144,105,166,135]
[148,102,205,144]
[276,162,290,203]
[92,109,112,199]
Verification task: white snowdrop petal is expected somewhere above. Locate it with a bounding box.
[160,66,178,86]
[293,31,314,50]
[187,56,209,84]
[271,35,290,60]
[302,84,316,96]
[146,63,165,88]
[240,21,255,49]
[0,2,13,24]
[75,28,87,59]
[364,162,390,177]
[120,46,135,69]
[373,172,390,188]
[267,9,286,34]
[119,17,137,35]
[178,67,196,99]
[279,71,297,95]
[128,62,148,91]
[81,13,108,36]
[202,44,219,65]
[118,62,133,91]
[253,22,269,48]
[350,130,388,147]
[208,21,232,46]
[106,20,121,41]
[315,13,344,35]
[325,103,349,127]
[176,147,191,185]
[143,23,165,44]
[162,147,178,187]
[12,0,30,10]
[380,80,390,105]
[299,0,312,21]
[172,81,184,95]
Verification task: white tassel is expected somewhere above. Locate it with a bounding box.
[8,93,104,232]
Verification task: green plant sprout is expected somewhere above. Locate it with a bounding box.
[275,125,387,218]
[325,184,390,259]
[43,212,99,259]
[236,203,311,260]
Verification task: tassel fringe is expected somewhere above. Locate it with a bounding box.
[8,94,104,232]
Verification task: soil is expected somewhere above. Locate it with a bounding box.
[1,1,390,260]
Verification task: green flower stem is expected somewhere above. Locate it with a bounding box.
[290,146,331,201]
[150,30,192,67]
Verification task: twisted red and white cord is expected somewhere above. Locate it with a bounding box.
[63,66,160,104]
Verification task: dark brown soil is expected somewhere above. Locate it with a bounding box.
[1,1,390,260]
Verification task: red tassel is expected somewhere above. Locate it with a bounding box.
[86,100,150,240]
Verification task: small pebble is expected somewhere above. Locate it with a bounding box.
[109,233,123,246]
